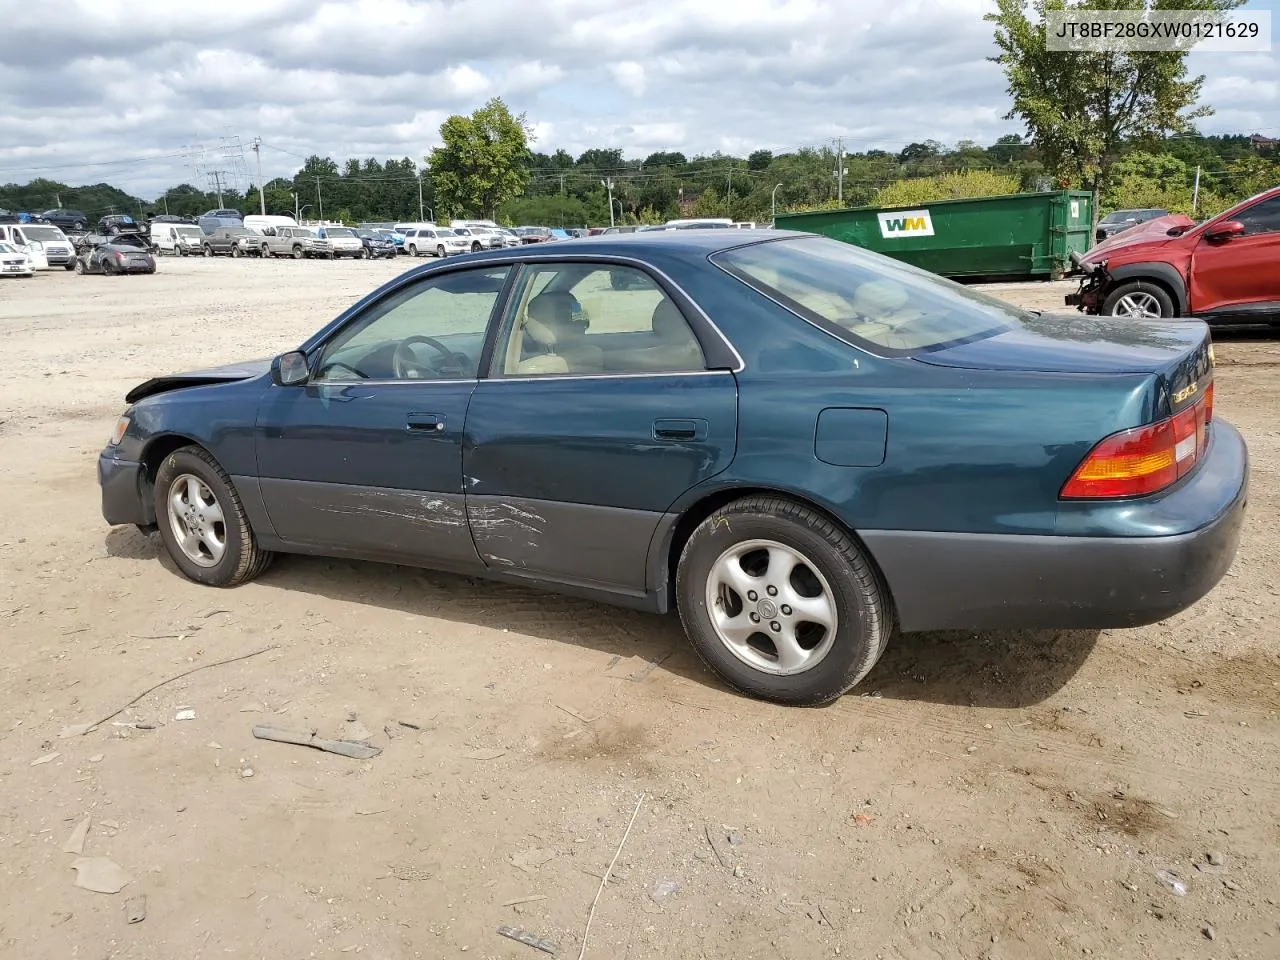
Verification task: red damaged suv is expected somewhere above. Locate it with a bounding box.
[1067,185,1280,323]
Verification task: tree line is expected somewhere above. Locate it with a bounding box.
[2,127,1273,229]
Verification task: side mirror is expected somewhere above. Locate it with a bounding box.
[1206,220,1245,241]
[271,351,310,386]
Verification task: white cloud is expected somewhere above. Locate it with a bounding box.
[610,62,648,97]
[0,0,1273,196]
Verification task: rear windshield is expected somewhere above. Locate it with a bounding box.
[712,236,1030,356]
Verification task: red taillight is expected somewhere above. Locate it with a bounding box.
[1061,387,1213,499]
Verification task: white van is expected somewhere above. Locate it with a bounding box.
[243,214,299,236]
[0,222,76,269]
[151,222,207,256]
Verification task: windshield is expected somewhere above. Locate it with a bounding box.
[713,236,1030,356]
[326,227,356,237]
[22,226,66,241]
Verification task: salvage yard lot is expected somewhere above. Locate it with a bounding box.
[1,257,1278,959]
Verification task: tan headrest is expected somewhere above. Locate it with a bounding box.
[852,280,910,314]
[650,299,687,341]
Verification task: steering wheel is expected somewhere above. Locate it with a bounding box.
[392,335,466,379]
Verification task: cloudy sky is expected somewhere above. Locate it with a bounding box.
[0,0,1276,198]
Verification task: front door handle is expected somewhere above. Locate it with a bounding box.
[653,418,707,442]
[406,412,445,432]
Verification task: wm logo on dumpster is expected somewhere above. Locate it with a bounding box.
[877,210,935,239]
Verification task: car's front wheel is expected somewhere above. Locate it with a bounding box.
[676,496,890,705]
[1103,281,1175,319]
[436,245,446,258]
[153,446,273,587]
[64,260,76,270]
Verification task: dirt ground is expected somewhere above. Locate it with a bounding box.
[1,257,1277,960]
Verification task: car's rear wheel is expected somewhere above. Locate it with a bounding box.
[1103,282,1175,319]
[153,446,272,587]
[203,244,213,257]
[676,496,890,705]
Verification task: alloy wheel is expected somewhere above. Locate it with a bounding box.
[166,474,226,568]
[704,538,838,675]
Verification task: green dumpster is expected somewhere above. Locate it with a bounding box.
[772,190,1093,281]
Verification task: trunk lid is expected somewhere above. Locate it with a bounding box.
[917,313,1214,416]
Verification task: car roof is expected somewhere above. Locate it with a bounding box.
[456,227,801,262]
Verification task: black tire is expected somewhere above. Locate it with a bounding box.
[436,245,445,258]
[64,260,76,270]
[153,445,273,587]
[675,496,891,706]
[357,247,367,259]
[101,258,115,276]
[231,244,243,258]
[1102,281,1175,319]
[292,245,304,260]
[203,244,213,257]
[73,258,86,274]
[471,241,481,253]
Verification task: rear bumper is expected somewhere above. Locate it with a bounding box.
[863,421,1249,633]
[99,453,153,527]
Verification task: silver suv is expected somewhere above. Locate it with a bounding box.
[404,227,471,257]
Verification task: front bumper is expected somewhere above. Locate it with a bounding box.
[862,421,1249,633]
[42,249,75,265]
[99,453,153,527]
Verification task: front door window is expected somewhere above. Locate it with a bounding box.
[315,267,511,382]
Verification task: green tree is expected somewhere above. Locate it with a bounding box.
[987,0,1244,227]
[873,170,1022,207]
[690,187,723,217]
[427,97,532,218]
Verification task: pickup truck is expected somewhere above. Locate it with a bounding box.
[262,226,333,259]
[202,227,268,258]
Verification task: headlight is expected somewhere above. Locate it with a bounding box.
[109,415,131,445]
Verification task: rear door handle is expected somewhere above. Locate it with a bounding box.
[406,412,445,432]
[653,418,707,442]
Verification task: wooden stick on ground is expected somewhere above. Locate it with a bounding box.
[577,791,645,960]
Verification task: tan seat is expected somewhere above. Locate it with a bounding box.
[625,299,704,371]
[525,292,604,372]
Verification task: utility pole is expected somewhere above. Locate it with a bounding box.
[559,173,565,196]
[417,172,425,222]
[726,162,734,218]
[602,178,615,227]
[292,191,299,222]
[1192,164,1201,215]
[211,171,224,208]
[834,137,845,204]
[251,137,266,216]
[315,177,323,221]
